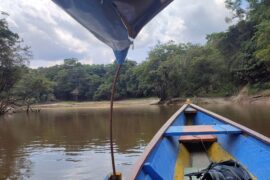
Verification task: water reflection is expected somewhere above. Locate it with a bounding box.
[0,105,179,179]
[204,104,270,137]
[0,103,269,179]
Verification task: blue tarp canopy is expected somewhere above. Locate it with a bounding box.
[52,0,173,64]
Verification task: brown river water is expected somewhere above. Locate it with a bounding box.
[0,103,269,179]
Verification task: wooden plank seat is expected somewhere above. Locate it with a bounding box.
[164,125,242,136]
[179,135,217,143]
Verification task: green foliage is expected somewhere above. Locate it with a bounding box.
[0,15,30,94]
[225,0,246,21]
[206,0,270,87]
[248,82,270,95]
[13,70,54,104]
[0,14,30,114]
[254,18,270,70]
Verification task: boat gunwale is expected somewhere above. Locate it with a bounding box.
[190,103,270,145]
[128,104,188,180]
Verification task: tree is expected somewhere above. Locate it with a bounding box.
[0,13,30,114]
[13,70,54,112]
[141,42,182,100]
[53,58,86,100]
[220,0,270,85]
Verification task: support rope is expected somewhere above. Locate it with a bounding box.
[109,64,122,176]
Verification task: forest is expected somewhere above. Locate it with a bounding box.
[0,0,270,114]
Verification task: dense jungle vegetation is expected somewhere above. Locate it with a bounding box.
[0,0,270,113]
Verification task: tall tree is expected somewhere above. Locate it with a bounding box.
[13,70,54,112]
[0,14,30,114]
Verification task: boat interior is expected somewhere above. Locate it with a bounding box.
[136,105,270,180]
[174,108,239,180]
[175,138,236,180]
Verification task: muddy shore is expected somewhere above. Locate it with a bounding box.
[6,87,270,113]
[32,98,160,109]
[32,95,270,110]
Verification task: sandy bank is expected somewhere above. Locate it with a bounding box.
[159,96,270,106]
[32,89,270,110]
[33,98,160,109]
[230,87,270,105]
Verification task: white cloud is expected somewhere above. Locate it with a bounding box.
[0,0,233,68]
[54,28,89,53]
[30,59,63,69]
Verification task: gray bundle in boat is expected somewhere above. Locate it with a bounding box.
[185,160,252,180]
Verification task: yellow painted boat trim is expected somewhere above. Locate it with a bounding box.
[208,142,234,162]
[173,143,256,180]
[208,142,257,180]
[174,144,189,180]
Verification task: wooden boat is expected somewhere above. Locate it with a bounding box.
[129,103,270,180]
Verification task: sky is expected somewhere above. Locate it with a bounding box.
[0,0,233,68]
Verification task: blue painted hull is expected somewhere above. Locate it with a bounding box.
[130,104,270,180]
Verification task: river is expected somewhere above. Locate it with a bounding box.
[0,103,269,179]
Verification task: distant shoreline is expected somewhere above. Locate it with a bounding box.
[33,94,270,110]
[32,98,160,109]
[158,96,270,106]
[6,91,270,114]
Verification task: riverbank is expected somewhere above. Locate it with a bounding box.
[159,87,270,105]
[7,88,270,112]
[32,94,270,110]
[32,98,160,109]
[158,96,270,105]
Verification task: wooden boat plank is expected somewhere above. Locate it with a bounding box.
[184,125,215,132]
[179,135,217,143]
[164,125,242,136]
